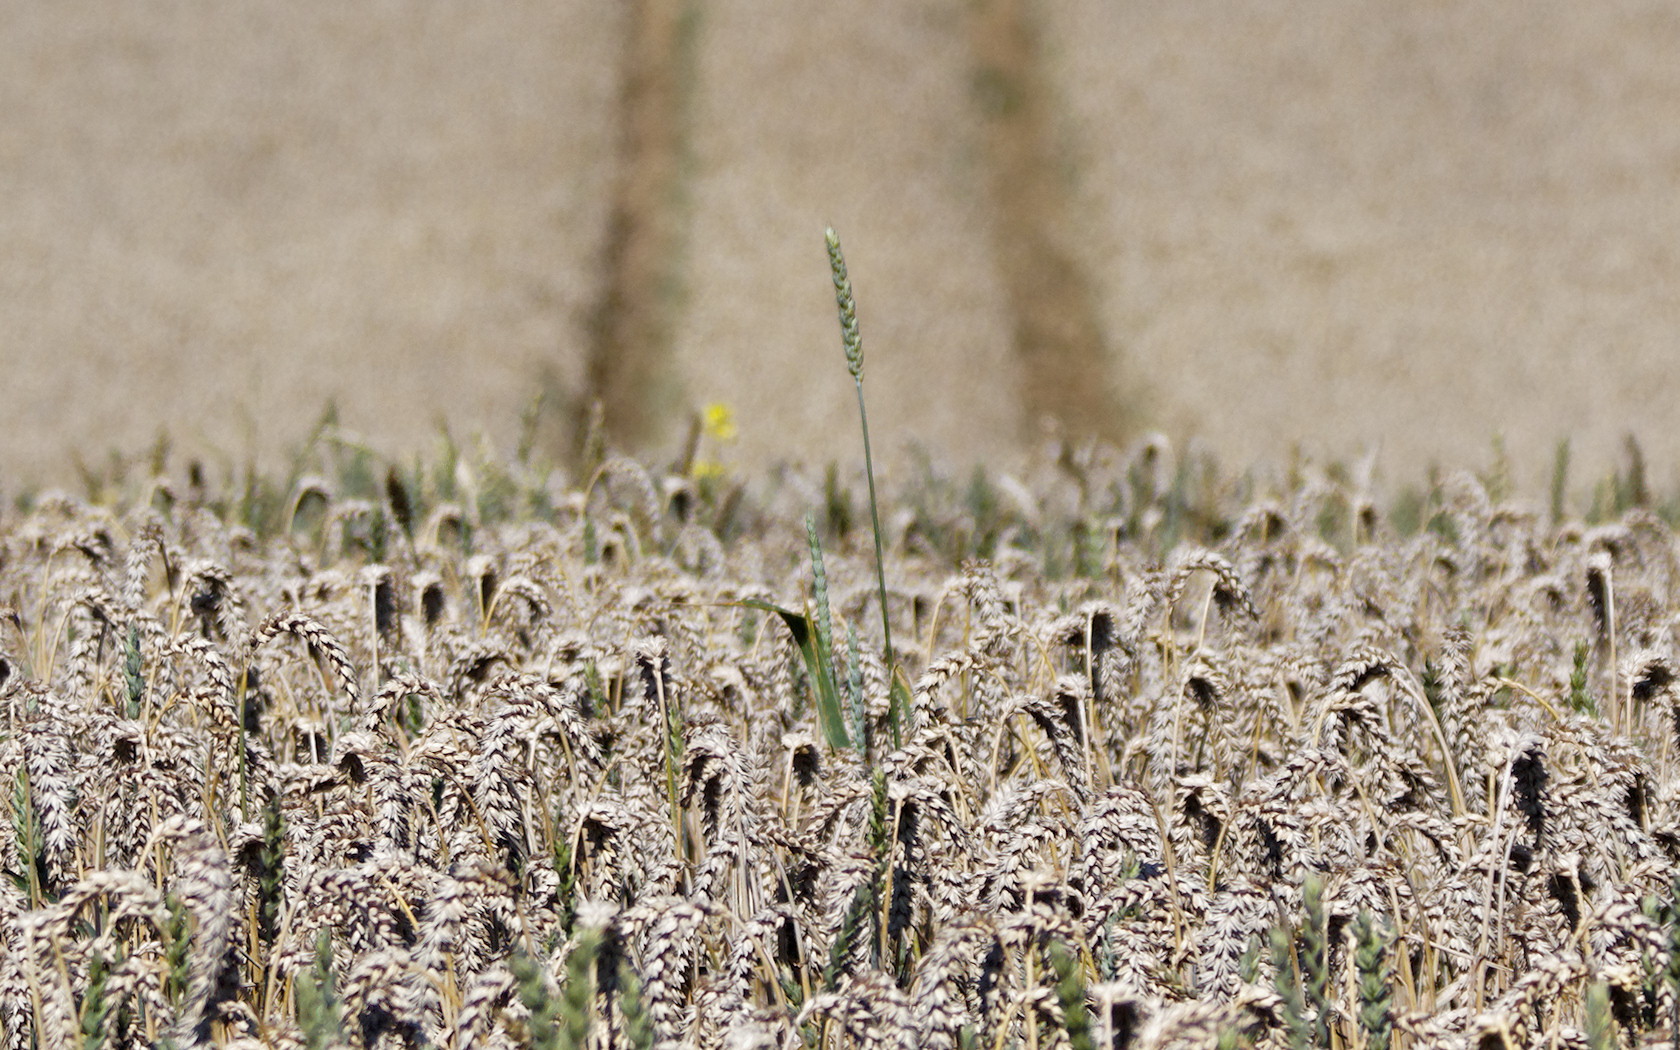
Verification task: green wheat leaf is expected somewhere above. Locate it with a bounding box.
[739,597,851,749]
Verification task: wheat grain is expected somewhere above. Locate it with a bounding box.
[14,439,1680,1048]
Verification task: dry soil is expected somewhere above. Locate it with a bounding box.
[4,1,1679,497]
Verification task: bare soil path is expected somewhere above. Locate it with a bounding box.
[4,2,1679,494]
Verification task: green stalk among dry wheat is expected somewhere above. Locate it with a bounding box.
[3,242,1680,1048]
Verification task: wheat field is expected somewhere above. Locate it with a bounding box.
[4,433,1680,1050]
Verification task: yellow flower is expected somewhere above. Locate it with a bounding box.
[691,459,727,484]
[702,403,737,444]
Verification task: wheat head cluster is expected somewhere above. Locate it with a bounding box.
[3,433,1680,1050]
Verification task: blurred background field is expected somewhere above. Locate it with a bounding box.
[3,1,1679,495]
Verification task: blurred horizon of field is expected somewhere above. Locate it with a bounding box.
[4,1,1680,499]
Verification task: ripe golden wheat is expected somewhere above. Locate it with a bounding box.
[2,441,1679,1050]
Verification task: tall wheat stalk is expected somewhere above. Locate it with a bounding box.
[825,226,902,749]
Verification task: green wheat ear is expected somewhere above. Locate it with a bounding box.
[826,229,863,381]
[824,227,903,750]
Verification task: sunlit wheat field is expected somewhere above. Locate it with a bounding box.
[5,424,1680,1050]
